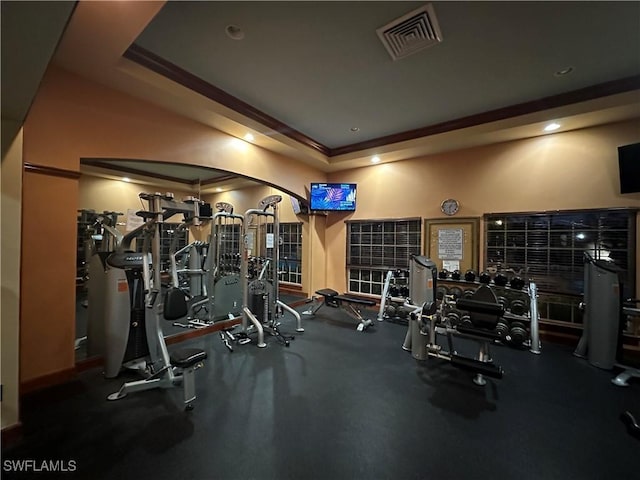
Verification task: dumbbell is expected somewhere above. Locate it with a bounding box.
[436,286,449,301]
[450,286,464,299]
[479,271,492,284]
[399,286,410,297]
[510,298,527,316]
[509,321,527,346]
[451,270,462,281]
[438,269,449,280]
[494,273,509,287]
[460,314,472,329]
[463,289,475,298]
[447,310,462,327]
[464,270,477,282]
[497,296,509,311]
[495,321,510,340]
[510,276,525,290]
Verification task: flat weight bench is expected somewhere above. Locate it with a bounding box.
[303,288,377,331]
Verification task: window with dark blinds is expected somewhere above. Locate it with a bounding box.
[279,222,303,284]
[264,222,303,285]
[347,218,422,295]
[485,209,636,299]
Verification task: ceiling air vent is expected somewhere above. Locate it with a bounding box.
[376,3,443,61]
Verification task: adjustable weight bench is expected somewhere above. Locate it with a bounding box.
[303,288,377,331]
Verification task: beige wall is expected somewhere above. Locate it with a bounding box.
[79,175,199,215]
[1,125,23,429]
[26,66,325,192]
[203,184,300,222]
[325,120,640,293]
[21,171,78,382]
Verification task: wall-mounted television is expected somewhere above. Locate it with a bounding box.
[618,142,640,194]
[309,183,357,211]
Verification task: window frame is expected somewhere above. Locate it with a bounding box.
[346,217,422,296]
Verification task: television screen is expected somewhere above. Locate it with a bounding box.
[618,143,640,194]
[310,183,357,211]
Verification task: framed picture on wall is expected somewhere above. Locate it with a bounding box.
[425,217,480,274]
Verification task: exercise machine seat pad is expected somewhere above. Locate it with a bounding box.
[171,348,208,369]
[316,288,339,298]
[315,289,376,306]
[456,298,504,316]
[456,325,503,341]
[334,295,376,307]
[164,287,188,320]
[456,284,503,329]
[451,354,503,379]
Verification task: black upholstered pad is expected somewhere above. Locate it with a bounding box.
[335,295,376,307]
[316,288,339,297]
[164,287,188,320]
[170,348,207,368]
[456,284,503,329]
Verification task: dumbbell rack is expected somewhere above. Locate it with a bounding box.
[437,279,541,354]
[378,270,412,325]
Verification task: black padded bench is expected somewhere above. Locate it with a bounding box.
[170,348,208,369]
[303,288,377,331]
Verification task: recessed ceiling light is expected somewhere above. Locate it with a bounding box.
[544,123,561,132]
[226,25,245,40]
[244,133,254,142]
[350,127,360,132]
[122,177,131,182]
[371,156,381,164]
[216,188,223,192]
[554,66,574,77]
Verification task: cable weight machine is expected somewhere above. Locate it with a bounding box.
[224,194,303,348]
[169,201,245,328]
[204,202,244,324]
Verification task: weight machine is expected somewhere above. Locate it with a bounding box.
[574,252,640,386]
[91,192,208,409]
[222,195,303,348]
[169,201,244,328]
[401,255,541,385]
[168,219,206,326]
[204,202,244,323]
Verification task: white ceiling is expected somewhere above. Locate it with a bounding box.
[3,1,640,182]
